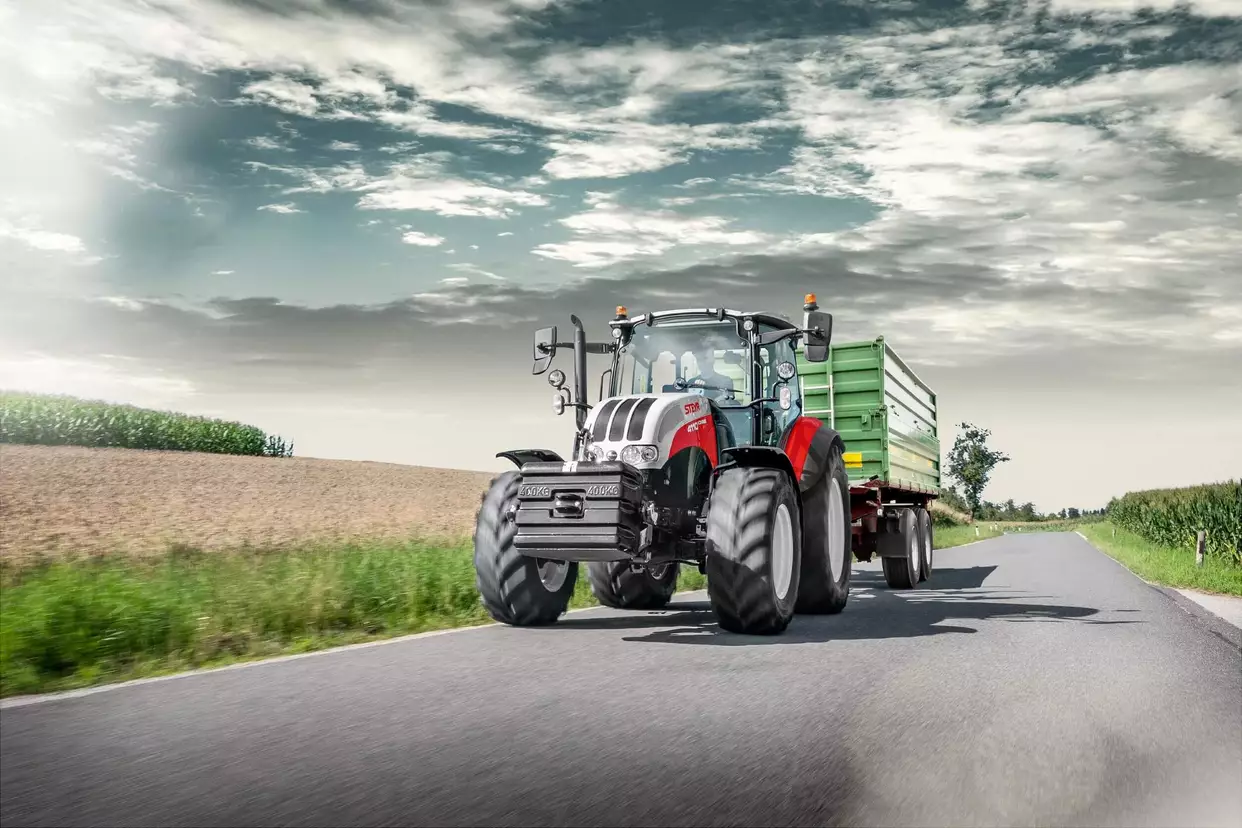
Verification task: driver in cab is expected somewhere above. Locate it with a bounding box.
[685,347,737,400]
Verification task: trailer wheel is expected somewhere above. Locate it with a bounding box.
[917,508,933,582]
[795,446,852,614]
[881,508,921,590]
[473,471,578,626]
[705,466,802,635]
[586,560,678,610]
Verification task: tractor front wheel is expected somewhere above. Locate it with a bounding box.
[586,560,678,610]
[705,466,802,635]
[473,471,578,626]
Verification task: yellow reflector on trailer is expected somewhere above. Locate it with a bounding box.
[843,452,863,469]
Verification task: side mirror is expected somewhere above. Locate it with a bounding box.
[803,310,832,363]
[533,326,556,375]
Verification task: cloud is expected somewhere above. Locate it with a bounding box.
[0,221,86,254]
[532,192,769,268]
[357,175,548,218]
[258,202,305,214]
[401,231,446,247]
[239,76,321,118]
[327,140,360,151]
[1035,0,1242,16]
[246,136,292,152]
[245,157,549,219]
[212,269,235,275]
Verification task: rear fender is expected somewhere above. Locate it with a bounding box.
[496,449,564,469]
[779,417,846,492]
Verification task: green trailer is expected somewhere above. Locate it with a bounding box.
[797,336,942,584]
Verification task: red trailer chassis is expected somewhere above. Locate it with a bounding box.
[849,478,939,561]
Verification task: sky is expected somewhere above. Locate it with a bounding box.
[1,0,1240,513]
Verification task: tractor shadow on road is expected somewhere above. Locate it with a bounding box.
[557,565,1143,646]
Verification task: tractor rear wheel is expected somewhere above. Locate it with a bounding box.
[473,471,578,626]
[705,466,801,635]
[586,560,678,610]
[881,507,921,590]
[917,508,934,582]
[795,445,852,614]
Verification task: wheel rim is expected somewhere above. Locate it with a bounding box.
[537,558,569,591]
[923,525,933,572]
[908,525,920,578]
[772,503,794,600]
[827,478,846,583]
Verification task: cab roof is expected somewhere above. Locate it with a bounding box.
[608,307,799,331]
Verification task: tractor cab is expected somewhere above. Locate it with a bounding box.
[605,306,821,450]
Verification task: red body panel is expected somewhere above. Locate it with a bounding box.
[670,413,718,467]
[780,416,822,481]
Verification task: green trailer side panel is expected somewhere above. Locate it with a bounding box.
[797,337,941,493]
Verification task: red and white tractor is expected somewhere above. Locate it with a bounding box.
[473,296,853,635]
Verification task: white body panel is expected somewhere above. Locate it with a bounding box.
[581,393,713,469]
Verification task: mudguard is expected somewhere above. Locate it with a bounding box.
[778,416,846,492]
[496,449,564,469]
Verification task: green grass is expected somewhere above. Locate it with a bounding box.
[0,390,293,457]
[1078,522,1242,597]
[933,523,1003,548]
[0,519,998,698]
[0,543,707,698]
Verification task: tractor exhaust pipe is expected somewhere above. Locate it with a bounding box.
[569,314,589,431]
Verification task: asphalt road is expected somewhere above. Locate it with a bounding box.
[3,533,1241,828]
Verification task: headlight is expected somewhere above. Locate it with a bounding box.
[620,444,660,465]
[586,443,606,462]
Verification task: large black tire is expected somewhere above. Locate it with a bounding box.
[881,507,921,590]
[705,466,802,635]
[917,508,933,583]
[795,445,852,614]
[586,560,678,609]
[473,471,578,626]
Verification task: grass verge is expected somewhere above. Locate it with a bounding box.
[934,523,1003,549]
[0,542,707,698]
[1079,522,1242,597]
[2,523,997,698]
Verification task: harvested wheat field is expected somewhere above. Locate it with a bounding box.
[0,444,499,564]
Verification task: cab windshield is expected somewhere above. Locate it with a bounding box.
[614,319,751,406]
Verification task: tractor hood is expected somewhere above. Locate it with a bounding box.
[581,392,720,469]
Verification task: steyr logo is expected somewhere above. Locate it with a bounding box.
[684,400,702,416]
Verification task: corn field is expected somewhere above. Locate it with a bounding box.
[0,392,294,457]
[1107,480,1242,564]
